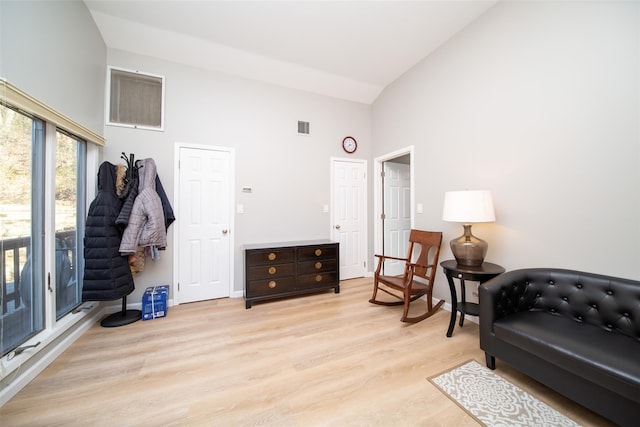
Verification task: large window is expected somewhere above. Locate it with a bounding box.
[0,103,87,356]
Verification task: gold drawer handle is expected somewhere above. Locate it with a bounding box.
[268,266,277,275]
[315,262,322,270]
[268,252,276,261]
[268,281,277,289]
[315,249,322,256]
[315,274,322,282]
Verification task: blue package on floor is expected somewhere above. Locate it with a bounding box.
[142,285,169,320]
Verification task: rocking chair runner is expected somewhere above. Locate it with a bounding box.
[369,229,445,323]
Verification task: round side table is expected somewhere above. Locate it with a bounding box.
[440,260,505,337]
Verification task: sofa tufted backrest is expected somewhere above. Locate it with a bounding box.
[489,268,640,341]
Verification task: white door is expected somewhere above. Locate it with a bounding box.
[331,159,367,279]
[383,162,412,276]
[177,146,232,303]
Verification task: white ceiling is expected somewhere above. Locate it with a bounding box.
[85,1,498,104]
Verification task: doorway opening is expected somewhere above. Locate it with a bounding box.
[374,147,414,276]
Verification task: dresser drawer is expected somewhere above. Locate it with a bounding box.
[298,271,338,287]
[247,263,295,280]
[247,276,296,297]
[298,259,337,275]
[298,245,337,261]
[246,249,295,265]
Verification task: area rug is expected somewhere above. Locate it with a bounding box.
[428,360,581,427]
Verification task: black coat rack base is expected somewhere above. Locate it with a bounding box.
[100,296,141,327]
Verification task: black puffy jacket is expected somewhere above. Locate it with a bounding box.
[82,162,134,301]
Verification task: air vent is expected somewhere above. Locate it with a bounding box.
[107,66,165,131]
[297,120,310,135]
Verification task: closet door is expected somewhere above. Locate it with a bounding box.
[177,146,232,303]
[331,158,366,280]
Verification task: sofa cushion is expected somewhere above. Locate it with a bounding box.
[493,310,640,400]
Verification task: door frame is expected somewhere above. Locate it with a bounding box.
[374,146,415,260]
[329,156,368,279]
[173,142,236,305]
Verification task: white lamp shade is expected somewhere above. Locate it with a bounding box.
[442,190,496,223]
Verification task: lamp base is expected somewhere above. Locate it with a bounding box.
[450,224,488,267]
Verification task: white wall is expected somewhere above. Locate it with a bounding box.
[373,0,640,303]
[0,0,106,135]
[103,49,372,301]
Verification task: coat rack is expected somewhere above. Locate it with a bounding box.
[100,295,141,327]
[100,152,141,328]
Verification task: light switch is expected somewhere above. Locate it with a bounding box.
[416,203,423,213]
[323,204,329,213]
[237,204,244,214]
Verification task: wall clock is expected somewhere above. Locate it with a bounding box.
[342,136,357,154]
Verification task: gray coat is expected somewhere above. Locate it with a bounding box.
[119,158,167,255]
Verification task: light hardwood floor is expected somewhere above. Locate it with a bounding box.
[1,278,613,426]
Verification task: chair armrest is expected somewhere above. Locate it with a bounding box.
[405,262,436,288]
[374,254,409,262]
[407,261,432,267]
[407,262,434,272]
[374,254,410,276]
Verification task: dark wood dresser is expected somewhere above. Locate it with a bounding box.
[244,239,340,308]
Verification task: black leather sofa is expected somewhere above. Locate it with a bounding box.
[479,268,640,426]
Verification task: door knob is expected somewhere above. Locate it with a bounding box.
[222,229,229,234]
[335,225,341,230]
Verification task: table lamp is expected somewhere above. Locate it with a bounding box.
[442,190,495,267]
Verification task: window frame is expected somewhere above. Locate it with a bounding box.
[53,128,87,320]
[0,105,46,356]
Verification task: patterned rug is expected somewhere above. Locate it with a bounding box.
[428,360,581,427]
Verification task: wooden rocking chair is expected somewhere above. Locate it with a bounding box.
[369,229,444,323]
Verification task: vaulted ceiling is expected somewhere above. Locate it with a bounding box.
[85,1,498,104]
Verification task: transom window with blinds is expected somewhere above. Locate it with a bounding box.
[107,66,165,131]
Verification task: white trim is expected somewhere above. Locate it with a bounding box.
[0,79,104,146]
[173,142,236,304]
[373,146,415,261]
[44,125,57,329]
[85,144,100,210]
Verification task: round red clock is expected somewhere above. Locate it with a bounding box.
[342,136,357,154]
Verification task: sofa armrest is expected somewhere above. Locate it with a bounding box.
[479,269,535,323]
[479,269,540,364]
